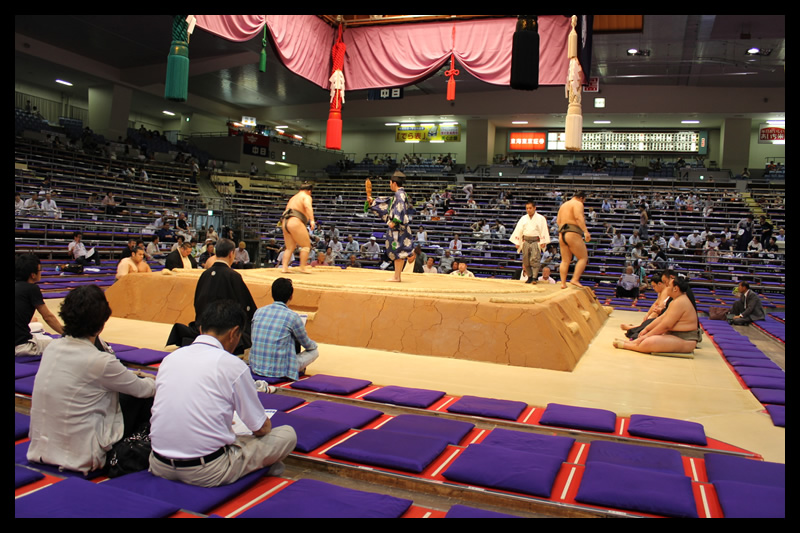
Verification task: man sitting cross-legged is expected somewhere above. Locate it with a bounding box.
[149,299,297,487]
[613,275,701,354]
[249,278,319,381]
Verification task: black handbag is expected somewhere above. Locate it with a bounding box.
[105,426,152,478]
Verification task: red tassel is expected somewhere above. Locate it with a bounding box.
[326,25,346,150]
[445,54,459,101]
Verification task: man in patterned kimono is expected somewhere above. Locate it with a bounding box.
[367,172,413,282]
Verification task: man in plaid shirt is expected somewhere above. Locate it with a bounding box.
[249,278,319,380]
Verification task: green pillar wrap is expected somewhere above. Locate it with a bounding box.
[165,16,189,102]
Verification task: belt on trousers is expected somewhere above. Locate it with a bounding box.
[523,236,540,242]
[153,447,225,468]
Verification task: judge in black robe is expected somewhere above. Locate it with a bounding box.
[166,239,256,354]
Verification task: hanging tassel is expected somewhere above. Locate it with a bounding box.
[445,54,459,101]
[565,15,583,151]
[259,25,267,73]
[445,25,459,101]
[165,15,190,102]
[510,16,539,91]
[326,24,346,150]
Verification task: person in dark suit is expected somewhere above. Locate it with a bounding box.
[729,281,765,325]
[166,239,256,355]
[165,241,198,270]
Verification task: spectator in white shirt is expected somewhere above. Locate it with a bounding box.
[537,266,557,284]
[422,257,438,274]
[668,232,686,252]
[448,234,463,255]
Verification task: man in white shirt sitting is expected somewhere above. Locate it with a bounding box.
[422,256,438,273]
[68,231,100,266]
[537,266,557,284]
[450,261,475,277]
[149,300,296,487]
[448,234,463,256]
[360,237,381,259]
[40,192,60,217]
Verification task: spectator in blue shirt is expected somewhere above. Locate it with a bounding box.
[249,278,319,380]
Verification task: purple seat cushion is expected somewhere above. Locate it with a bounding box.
[740,374,785,390]
[289,374,371,395]
[15,477,181,518]
[15,412,30,441]
[15,440,104,480]
[481,428,575,460]
[586,440,684,474]
[109,343,138,353]
[14,375,36,395]
[735,367,785,379]
[116,348,169,366]
[446,395,527,421]
[290,400,383,429]
[750,387,785,405]
[538,403,617,433]
[256,391,305,412]
[269,411,352,453]
[104,468,267,514]
[326,429,450,473]
[15,465,44,489]
[721,349,767,359]
[250,370,292,385]
[713,480,784,518]
[627,414,708,446]
[444,504,520,518]
[362,385,446,409]
[727,357,780,370]
[377,414,474,446]
[15,362,39,379]
[703,453,785,488]
[765,404,785,427]
[237,478,412,518]
[575,462,697,518]
[442,443,564,498]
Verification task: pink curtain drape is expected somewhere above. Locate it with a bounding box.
[194,15,573,90]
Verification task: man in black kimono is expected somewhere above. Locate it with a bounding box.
[167,239,256,355]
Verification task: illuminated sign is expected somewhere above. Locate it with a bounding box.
[395,124,460,142]
[758,124,785,143]
[509,131,547,151]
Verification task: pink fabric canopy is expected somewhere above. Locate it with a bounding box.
[194,15,577,91]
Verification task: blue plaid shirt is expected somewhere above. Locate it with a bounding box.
[249,302,317,380]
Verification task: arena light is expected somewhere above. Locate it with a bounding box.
[512,121,529,125]
[55,79,73,86]
[162,110,176,116]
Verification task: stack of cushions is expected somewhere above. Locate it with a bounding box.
[575,441,698,517]
[704,453,785,518]
[442,428,574,498]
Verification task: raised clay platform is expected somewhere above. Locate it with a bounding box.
[104,267,612,372]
